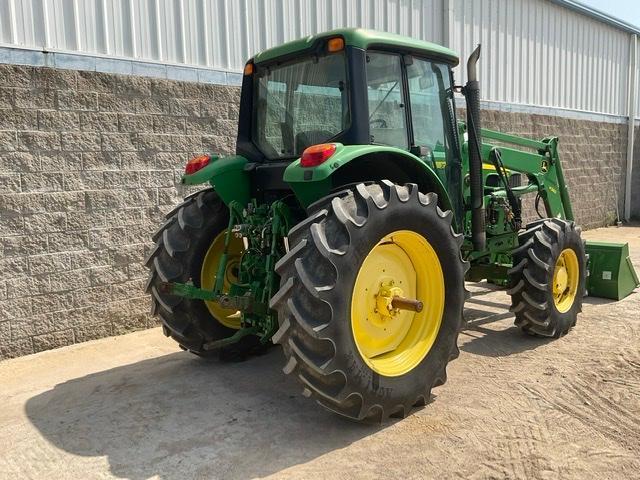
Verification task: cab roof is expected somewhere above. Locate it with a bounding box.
[252,28,459,66]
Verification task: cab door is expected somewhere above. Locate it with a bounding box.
[405,58,455,185]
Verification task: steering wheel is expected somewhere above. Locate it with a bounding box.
[369,118,388,128]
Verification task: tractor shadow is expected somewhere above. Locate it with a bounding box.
[25,347,387,480]
[459,283,553,357]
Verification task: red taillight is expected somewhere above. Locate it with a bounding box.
[185,155,210,175]
[301,143,337,167]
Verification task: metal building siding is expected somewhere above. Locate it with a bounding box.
[0,0,443,70]
[0,0,635,117]
[449,0,631,116]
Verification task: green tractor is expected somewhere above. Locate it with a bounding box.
[145,29,634,422]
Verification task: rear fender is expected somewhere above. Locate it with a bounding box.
[284,144,453,212]
[181,155,251,207]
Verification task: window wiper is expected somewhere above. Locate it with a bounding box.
[368,81,399,121]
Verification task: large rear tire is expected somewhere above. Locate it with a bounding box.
[270,181,467,422]
[145,189,260,358]
[507,218,587,337]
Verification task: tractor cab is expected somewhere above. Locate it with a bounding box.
[237,31,456,163]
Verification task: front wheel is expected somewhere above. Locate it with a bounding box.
[270,181,468,422]
[508,218,587,337]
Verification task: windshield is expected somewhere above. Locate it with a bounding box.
[253,52,349,159]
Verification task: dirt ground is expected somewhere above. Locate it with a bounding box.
[1,225,639,480]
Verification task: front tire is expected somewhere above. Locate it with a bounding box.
[507,218,587,337]
[270,181,467,422]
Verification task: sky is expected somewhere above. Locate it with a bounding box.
[578,0,640,29]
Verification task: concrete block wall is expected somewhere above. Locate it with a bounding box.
[0,63,633,359]
[632,125,640,220]
[478,109,628,229]
[0,64,240,359]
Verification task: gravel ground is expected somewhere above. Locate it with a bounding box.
[0,225,639,480]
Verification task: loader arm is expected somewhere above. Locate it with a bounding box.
[475,127,574,221]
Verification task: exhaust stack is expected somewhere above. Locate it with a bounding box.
[465,45,485,252]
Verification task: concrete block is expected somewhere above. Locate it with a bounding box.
[63,171,104,191]
[33,329,75,353]
[114,76,152,97]
[32,68,77,90]
[101,133,137,152]
[0,131,17,152]
[79,112,119,132]
[17,132,61,152]
[169,98,200,117]
[14,88,56,109]
[5,274,50,299]
[0,64,33,88]
[118,113,155,133]
[0,256,29,279]
[74,322,112,343]
[0,234,48,258]
[0,296,33,320]
[0,213,24,235]
[150,78,185,98]
[58,90,98,111]
[0,337,33,359]
[21,172,65,192]
[98,93,136,113]
[61,132,101,152]
[47,231,90,252]
[38,152,80,171]
[153,116,186,134]
[76,70,117,93]
[0,174,21,193]
[13,109,40,130]
[135,97,171,115]
[29,252,71,275]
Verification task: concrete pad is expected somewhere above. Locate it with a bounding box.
[1,225,639,479]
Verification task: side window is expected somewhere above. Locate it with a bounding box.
[406,59,451,155]
[366,52,408,148]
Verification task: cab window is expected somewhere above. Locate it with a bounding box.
[365,52,408,149]
[406,59,452,159]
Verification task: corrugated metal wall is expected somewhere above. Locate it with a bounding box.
[0,0,636,118]
[0,0,443,70]
[636,36,640,118]
[449,0,631,117]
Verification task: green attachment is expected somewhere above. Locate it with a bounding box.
[585,241,640,300]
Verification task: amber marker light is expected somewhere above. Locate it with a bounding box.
[327,37,345,52]
[244,62,254,75]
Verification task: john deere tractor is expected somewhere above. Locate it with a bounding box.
[146,29,635,422]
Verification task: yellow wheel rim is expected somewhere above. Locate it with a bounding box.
[350,230,445,377]
[553,248,579,313]
[200,231,243,329]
